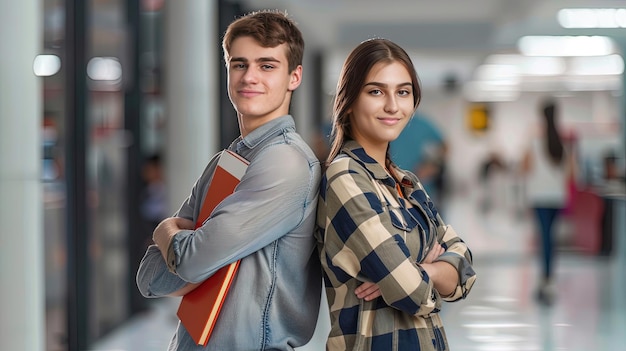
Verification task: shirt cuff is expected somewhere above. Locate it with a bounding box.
[166,239,178,274]
[164,229,194,274]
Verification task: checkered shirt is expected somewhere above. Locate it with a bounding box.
[315,141,476,351]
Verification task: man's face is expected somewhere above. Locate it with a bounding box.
[226,36,302,132]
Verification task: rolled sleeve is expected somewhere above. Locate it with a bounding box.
[434,224,477,301]
[136,245,189,297]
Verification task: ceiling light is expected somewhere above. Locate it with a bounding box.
[485,54,566,76]
[518,36,615,56]
[569,54,624,75]
[558,8,626,28]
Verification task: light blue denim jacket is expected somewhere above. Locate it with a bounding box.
[136,115,323,350]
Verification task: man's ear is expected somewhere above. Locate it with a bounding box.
[288,65,303,91]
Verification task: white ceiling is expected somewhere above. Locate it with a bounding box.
[239,0,626,52]
[239,0,626,92]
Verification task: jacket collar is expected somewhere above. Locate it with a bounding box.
[231,115,296,152]
[340,140,417,190]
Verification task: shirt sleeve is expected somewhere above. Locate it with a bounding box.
[134,154,221,298]
[136,245,189,297]
[170,144,315,283]
[432,223,477,302]
[321,159,438,316]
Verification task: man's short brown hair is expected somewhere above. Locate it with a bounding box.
[222,10,304,72]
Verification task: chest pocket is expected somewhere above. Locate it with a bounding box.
[371,180,429,261]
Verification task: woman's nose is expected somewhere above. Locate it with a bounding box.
[384,96,398,114]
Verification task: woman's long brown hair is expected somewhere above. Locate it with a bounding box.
[327,38,422,168]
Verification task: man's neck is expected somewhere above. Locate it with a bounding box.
[238,113,287,138]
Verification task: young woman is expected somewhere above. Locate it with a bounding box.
[521,99,570,305]
[315,38,477,351]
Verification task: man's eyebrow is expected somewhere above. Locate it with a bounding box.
[257,56,280,63]
[229,56,281,63]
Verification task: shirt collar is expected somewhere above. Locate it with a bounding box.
[341,140,417,189]
[231,115,296,152]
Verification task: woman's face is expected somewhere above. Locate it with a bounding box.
[348,61,414,153]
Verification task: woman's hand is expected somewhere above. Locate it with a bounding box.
[355,281,381,301]
[355,242,446,301]
[422,242,445,264]
[421,242,458,296]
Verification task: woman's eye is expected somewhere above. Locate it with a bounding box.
[369,89,383,96]
[398,90,412,96]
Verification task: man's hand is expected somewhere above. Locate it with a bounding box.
[152,217,195,260]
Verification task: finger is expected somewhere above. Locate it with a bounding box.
[363,289,382,301]
[355,282,375,294]
[431,243,444,255]
[356,283,379,298]
[356,286,378,298]
[437,245,446,256]
[432,245,442,256]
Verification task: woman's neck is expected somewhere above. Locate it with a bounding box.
[356,140,388,168]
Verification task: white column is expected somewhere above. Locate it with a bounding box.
[164,0,219,213]
[0,1,44,350]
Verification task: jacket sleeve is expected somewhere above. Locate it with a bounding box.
[433,224,477,302]
[135,153,219,297]
[136,245,189,297]
[169,144,316,283]
[321,159,438,316]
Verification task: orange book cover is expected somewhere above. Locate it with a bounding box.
[177,149,249,346]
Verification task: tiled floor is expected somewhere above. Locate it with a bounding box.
[90,187,626,351]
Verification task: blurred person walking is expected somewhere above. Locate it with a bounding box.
[136,10,322,350]
[521,99,571,305]
[315,38,476,351]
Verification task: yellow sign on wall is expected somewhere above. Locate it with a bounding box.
[467,103,489,132]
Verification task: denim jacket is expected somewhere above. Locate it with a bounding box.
[136,115,323,350]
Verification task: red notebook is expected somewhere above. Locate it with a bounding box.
[176,149,249,346]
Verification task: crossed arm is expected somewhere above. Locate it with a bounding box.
[355,242,457,301]
[150,217,201,296]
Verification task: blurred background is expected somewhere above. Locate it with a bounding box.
[1,0,625,350]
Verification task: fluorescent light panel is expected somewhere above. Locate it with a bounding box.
[517,36,615,56]
[558,8,626,28]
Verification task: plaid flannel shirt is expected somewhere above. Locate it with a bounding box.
[315,141,476,351]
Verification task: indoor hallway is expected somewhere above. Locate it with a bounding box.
[90,182,626,351]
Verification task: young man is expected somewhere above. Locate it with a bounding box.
[136,10,322,350]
